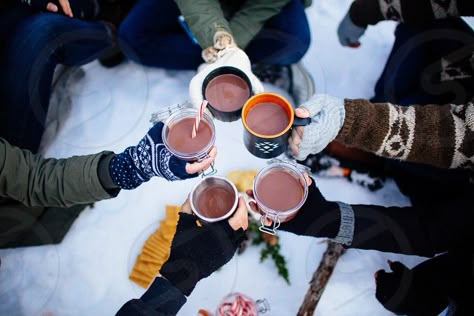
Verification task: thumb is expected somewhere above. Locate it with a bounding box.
[295,107,310,118]
[185,146,217,174]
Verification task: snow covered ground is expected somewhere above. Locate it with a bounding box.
[2,1,471,315]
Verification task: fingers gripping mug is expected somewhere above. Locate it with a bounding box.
[242,92,311,159]
[162,108,217,176]
[202,66,253,122]
[249,161,308,235]
[190,176,239,223]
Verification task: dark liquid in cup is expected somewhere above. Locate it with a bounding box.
[205,74,250,112]
[246,102,289,135]
[256,169,304,211]
[166,117,212,154]
[196,184,236,218]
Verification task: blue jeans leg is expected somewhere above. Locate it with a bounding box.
[118,0,202,69]
[0,10,114,152]
[119,0,311,69]
[245,0,311,65]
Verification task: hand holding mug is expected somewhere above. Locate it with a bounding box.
[109,122,217,190]
[189,48,264,110]
[159,196,248,296]
[247,176,350,241]
[289,94,345,161]
[245,162,311,235]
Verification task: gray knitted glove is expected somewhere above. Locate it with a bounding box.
[291,94,345,161]
[337,11,367,47]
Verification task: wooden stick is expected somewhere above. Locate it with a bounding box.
[297,240,345,316]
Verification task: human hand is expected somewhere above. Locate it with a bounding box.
[246,175,326,231]
[375,260,448,315]
[337,11,367,48]
[246,172,311,224]
[160,196,248,296]
[288,94,345,161]
[24,0,73,17]
[247,175,353,245]
[201,31,237,63]
[189,47,264,108]
[109,122,217,190]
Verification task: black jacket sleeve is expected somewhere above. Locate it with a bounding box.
[116,277,186,316]
[279,183,474,257]
[347,199,474,257]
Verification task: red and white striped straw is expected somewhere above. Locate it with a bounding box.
[191,100,208,139]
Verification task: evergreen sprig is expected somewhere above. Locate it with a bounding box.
[240,217,290,284]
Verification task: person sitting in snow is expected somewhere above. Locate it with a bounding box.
[0,0,135,153]
[0,122,216,248]
[244,167,474,314]
[302,0,474,205]
[115,167,474,315]
[115,0,315,106]
[256,91,473,314]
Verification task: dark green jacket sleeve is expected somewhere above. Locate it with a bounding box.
[175,0,231,49]
[229,0,292,48]
[175,0,293,49]
[0,138,116,208]
[349,0,474,27]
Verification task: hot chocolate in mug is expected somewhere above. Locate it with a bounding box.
[202,66,253,122]
[248,161,309,235]
[162,108,216,176]
[242,92,310,159]
[189,176,239,223]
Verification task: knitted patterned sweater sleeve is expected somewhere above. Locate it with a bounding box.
[348,0,474,27]
[336,98,474,169]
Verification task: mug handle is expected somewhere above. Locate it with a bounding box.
[245,197,280,235]
[259,213,280,236]
[293,117,311,126]
[197,153,217,177]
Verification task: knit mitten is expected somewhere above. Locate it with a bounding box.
[293,94,345,161]
[375,260,449,316]
[278,180,355,246]
[160,213,246,296]
[109,122,197,190]
[337,11,367,47]
[201,31,237,63]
